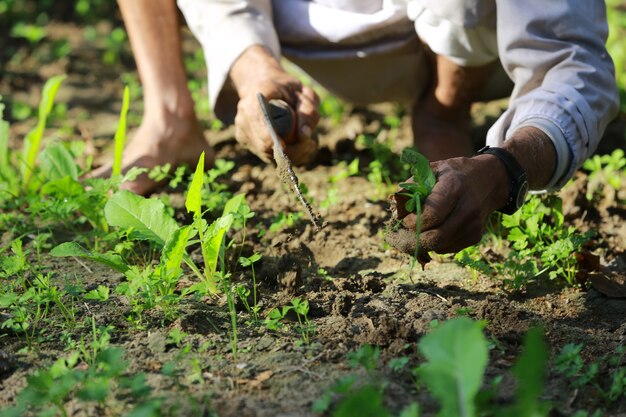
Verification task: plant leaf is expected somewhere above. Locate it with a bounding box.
[104,190,178,246]
[112,85,130,177]
[161,226,193,279]
[21,74,66,189]
[223,193,246,216]
[185,151,205,217]
[401,148,435,194]
[50,242,129,273]
[417,317,488,417]
[204,214,234,275]
[39,142,79,181]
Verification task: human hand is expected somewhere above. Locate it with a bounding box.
[231,46,320,165]
[389,155,510,255]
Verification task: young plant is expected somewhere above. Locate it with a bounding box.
[265,298,314,344]
[238,253,261,322]
[398,148,436,263]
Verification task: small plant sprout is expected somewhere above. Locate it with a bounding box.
[398,148,436,263]
[239,253,261,322]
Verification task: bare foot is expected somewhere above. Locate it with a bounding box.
[411,95,474,161]
[89,116,214,195]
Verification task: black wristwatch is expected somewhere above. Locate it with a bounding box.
[476,146,529,215]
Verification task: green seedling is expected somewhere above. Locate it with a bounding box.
[555,343,626,405]
[268,211,304,233]
[265,298,313,344]
[456,195,593,288]
[398,148,436,263]
[239,253,261,322]
[84,285,110,302]
[583,149,626,202]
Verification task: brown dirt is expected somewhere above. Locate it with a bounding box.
[1,18,625,417]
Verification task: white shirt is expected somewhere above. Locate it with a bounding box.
[178,0,619,190]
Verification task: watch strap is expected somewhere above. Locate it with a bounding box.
[477,146,528,214]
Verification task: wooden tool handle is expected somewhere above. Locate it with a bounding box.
[268,99,296,143]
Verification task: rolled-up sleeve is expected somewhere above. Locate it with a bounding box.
[177,0,280,120]
[486,0,619,190]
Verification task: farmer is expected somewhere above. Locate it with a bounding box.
[96,0,619,255]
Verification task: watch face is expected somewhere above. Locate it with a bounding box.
[516,181,529,209]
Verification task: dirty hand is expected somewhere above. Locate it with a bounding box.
[390,155,510,254]
[231,45,320,166]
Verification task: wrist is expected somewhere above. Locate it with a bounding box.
[473,153,513,211]
[500,126,557,189]
[230,45,285,97]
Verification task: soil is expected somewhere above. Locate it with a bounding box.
[1,15,625,417]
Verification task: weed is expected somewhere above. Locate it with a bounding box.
[397,148,436,263]
[456,195,594,288]
[238,253,261,322]
[583,149,626,202]
[265,298,314,344]
[554,343,625,406]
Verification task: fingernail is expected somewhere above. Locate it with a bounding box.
[300,125,312,138]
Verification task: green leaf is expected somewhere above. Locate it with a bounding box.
[401,148,435,193]
[84,285,110,301]
[223,193,246,216]
[39,142,79,181]
[204,214,234,274]
[185,151,205,217]
[417,317,488,417]
[104,190,179,246]
[21,74,66,190]
[112,85,130,177]
[161,226,193,279]
[50,242,129,273]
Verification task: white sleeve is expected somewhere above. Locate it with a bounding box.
[486,0,620,191]
[177,0,280,121]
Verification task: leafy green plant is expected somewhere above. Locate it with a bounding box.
[582,149,626,202]
[554,343,625,406]
[456,195,593,288]
[238,253,261,322]
[265,298,314,344]
[0,347,160,417]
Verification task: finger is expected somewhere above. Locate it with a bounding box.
[420,167,461,231]
[419,204,484,253]
[392,193,411,219]
[235,109,272,163]
[286,135,318,166]
[295,87,320,140]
